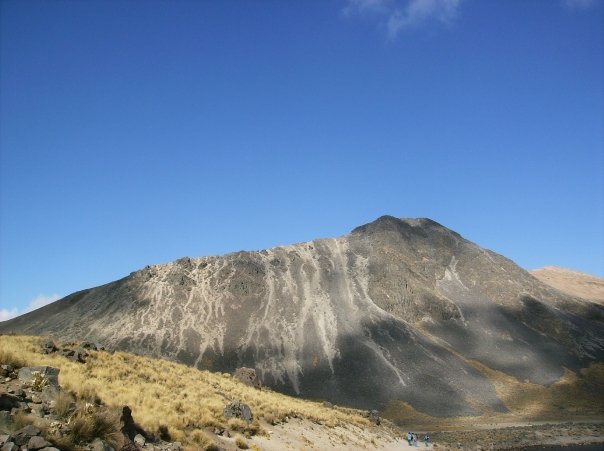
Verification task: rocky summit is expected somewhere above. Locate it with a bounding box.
[1,216,603,416]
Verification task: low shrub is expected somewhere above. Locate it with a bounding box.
[0,348,27,368]
[53,390,76,420]
[235,434,249,449]
[69,407,121,449]
[190,428,215,449]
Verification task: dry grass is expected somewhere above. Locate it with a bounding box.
[52,390,76,420]
[382,356,604,428]
[0,335,370,448]
[234,434,249,449]
[0,346,27,368]
[382,325,604,429]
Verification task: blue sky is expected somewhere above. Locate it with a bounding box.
[1,0,602,320]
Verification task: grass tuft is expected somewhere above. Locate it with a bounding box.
[234,434,249,449]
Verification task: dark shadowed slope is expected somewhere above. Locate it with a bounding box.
[2,216,603,416]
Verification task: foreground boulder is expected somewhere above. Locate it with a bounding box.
[223,401,253,422]
[17,367,59,389]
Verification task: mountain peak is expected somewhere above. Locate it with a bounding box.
[350,215,447,236]
[1,217,602,417]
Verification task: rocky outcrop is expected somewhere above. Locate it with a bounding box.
[0,353,183,451]
[233,367,261,390]
[18,367,60,389]
[223,401,253,422]
[1,216,603,416]
[40,341,94,364]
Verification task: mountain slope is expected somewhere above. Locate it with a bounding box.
[2,216,603,417]
[531,266,604,305]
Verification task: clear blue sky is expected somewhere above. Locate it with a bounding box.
[1,0,603,319]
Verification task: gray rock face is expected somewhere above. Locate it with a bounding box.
[1,216,603,416]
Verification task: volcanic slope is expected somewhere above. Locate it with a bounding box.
[2,216,603,417]
[531,266,604,305]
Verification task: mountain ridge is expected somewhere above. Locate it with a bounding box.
[2,216,602,417]
[531,266,604,305]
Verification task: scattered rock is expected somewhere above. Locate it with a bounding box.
[59,347,87,363]
[223,401,253,422]
[41,341,57,354]
[1,442,17,451]
[134,433,146,446]
[30,402,48,417]
[233,367,262,390]
[18,367,60,389]
[0,436,11,445]
[90,437,115,451]
[0,366,13,378]
[0,393,20,411]
[369,409,381,425]
[27,436,51,450]
[12,424,41,446]
[322,401,333,408]
[80,341,98,350]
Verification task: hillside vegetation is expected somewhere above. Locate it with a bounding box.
[0,335,378,449]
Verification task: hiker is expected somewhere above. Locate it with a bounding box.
[413,433,418,446]
[406,432,413,446]
[423,434,430,447]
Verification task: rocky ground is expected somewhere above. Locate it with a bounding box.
[2,336,602,451]
[0,342,183,451]
[426,421,604,450]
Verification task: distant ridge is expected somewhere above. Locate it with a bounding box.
[531,266,604,304]
[2,216,603,417]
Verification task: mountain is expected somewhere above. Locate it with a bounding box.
[531,266,604,305]
[2,216,603,417]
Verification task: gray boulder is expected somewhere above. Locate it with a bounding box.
[27,436,51,450]
[59,348,87,363]
[368,409,380,425]
[12,424,41,446]
[41,341,56,354]
[0,366,13,378]
[134,433,145,446]
[223,401,253,422]
[79,341,98,350]
[0,394,20,411]
[18,367,60,389]
[90,438,115,451]
[1,442,17,451]
[233,367,261,390]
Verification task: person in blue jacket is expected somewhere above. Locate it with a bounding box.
[406,432,413,446]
